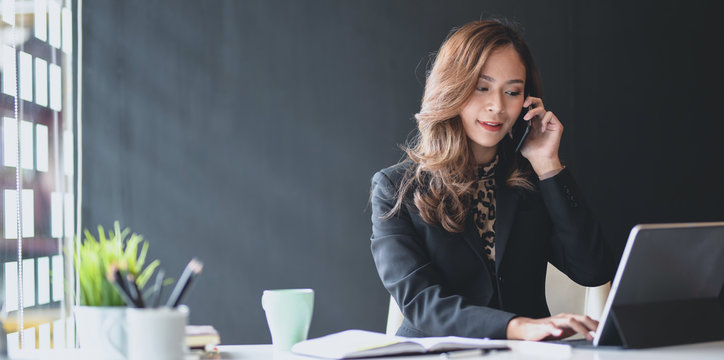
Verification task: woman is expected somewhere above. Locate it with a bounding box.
[369,19,616,341]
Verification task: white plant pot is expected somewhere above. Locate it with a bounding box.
[74,306,126,359]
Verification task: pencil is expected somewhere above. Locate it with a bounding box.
[106,264,136,307]
[123,273,144,308]
[150,269,165,308]
[166,258,203,308]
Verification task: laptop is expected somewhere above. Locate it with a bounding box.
[588,222,724,348]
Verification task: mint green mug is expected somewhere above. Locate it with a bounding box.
[261,289,314,351]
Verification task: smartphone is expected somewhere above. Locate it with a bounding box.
[511,106,532,153]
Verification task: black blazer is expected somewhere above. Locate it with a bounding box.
[370,161,616,339]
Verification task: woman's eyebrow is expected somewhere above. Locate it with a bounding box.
[479,74,524,85]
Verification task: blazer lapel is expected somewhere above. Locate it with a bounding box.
[494,183,519,273]
[461,211,489,265]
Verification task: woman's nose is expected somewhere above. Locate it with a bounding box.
[486,93,504,113]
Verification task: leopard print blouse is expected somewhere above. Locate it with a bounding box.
[472,155,498,265]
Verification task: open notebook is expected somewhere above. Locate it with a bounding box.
[291,330,509,359]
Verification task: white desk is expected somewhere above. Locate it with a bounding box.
[6,341,724,359]
[214,341,724,360]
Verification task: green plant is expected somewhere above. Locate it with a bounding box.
[74,221,159,306]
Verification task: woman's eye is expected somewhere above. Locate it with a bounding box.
[506,91,522,96]
[476,87,488,92]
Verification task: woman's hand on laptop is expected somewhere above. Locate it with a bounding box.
[506,313,598,341]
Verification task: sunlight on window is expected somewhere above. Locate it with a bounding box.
[0,0,77,350]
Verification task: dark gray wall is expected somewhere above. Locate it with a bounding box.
[82,0,724,344]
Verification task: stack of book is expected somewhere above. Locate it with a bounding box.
[186,325,220,350]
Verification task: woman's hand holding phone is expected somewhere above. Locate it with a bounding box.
[517,96,564,176]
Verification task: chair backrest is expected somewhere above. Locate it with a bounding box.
[544,263,610,321]
[385,263,611,336]
[386,296,404,335]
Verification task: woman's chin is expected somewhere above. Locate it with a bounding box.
[469,136,504,149]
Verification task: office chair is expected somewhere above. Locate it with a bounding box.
[385,263,611,336]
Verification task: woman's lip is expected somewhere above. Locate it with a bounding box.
[478,120,503,132]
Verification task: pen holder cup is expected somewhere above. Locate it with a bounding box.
[74,306,127,360]
[126,306,189,360]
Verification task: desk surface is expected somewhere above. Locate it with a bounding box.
[6,340,724,360]
[214,341,724,360]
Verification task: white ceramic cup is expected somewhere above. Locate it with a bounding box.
[74,306,126,359]
[261,288,314,351]
[126,306,188,360]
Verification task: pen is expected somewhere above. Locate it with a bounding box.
[106,265,136,307]
[166,258,204,308]
[440,349,485,359]
[150,269,165,308]
[125,273,145,308]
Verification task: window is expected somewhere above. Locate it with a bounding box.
[0,0,77,350]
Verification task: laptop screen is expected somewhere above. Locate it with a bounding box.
[594,222,724,348]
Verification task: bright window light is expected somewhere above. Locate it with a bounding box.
[18,51,32,102]
[39,323,51,349]
[22,258,36,308]
[63,130,73,176]
[51,192,62,238]
[20,120,34,170]
[22,327,36,349]
[36,124,49,172]
[49,63,61,111]
[38,257,50,305]
[5,189,37,238]
[61,7,72,53]
[3,117,18,167]
[48,1,60,48]
[52,255,64,302]
[2,45,16,96]
[4,261,18,311]
[35,58,48,107]
[64,193,73,237]
[52,319,65,349]
[34,0,47,41]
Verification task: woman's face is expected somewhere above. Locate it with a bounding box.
[460,45,526,163]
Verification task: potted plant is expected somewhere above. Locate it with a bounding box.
[73,222,159,358]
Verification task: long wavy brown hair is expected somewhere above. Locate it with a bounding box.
[388,19,542,233]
